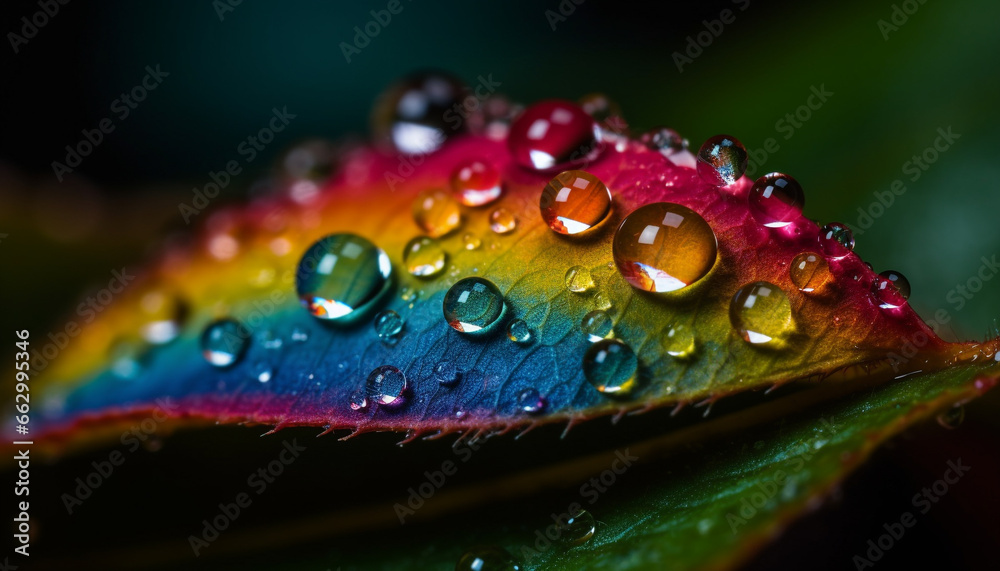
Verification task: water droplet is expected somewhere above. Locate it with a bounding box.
[789,252,831,293]
[507,99,602,171]
[372,72,467,154]
[295,233,392,322]
[579,93,622,123]
[290,327,309,343]
[451,158,502,206]
[561,508,596,545]
[109,339,147,379]
[403,236,447,278]
[374,310,404,343]
[412,189,462,237]
[583,339,638,396]
[252,362,274,383]
[489,208,517,234]
[581,310,614,342]
[871,270,911,309]
[540,170,612,235]
[729,282,794,347]
[278,138,335,182]
[565,266,595,293]
[443,277,505,335]
[613,202,718,292]
[200,318,250,367]
[138,289,187,344]
[506,319,532,344]
[696,134,748,186]
[936,405,965,429]
[819,222,855,259]
[462,233,482,250]
[748,172,805,228]
[400,286,417,302]
[259,329,283,350]
[433,360,461,386]
[663,323,696,358]
[640,126,686,154]
[349,390,369,411]
[517,388,546,413]
[366,365,407,408]
[455,546,521,571]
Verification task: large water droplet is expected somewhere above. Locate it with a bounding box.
[372,72,467,154]
[489,207,517,234]
[443,277,505,334]
[936,405,965,429]
[413,189,462,237]
[729,282,794,347]
[584,339,638,396]
[613,202,718,292]
[507,100,602,171]
[296,234,392,322]
[455,546,521,571]
[517,388,546,413]
[451,158,502,206]
[640,126,686,154]
[748,172,805,228]
[433,360,461,386]
[696,134,748,186]
[871,270,911,309]
[789,252,831,293]
[663,323,696,358]
[374,310,404,343]
[819,222,855,259]
[561,509,596,546]
[506,319,532,344]
[540,170,612,235]
[403,236,447,278]
[565,266,595,293]
[138,289,187,344]
[201,318,250,367]
[366,365,407,407]
[581,310,614,342]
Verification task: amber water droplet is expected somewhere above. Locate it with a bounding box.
[366,365,407,407]
[663,323,696,358]
[560,509,597,545]
[371,72,467,154]
[517,388,546,413]
[443,277,505,334]
[451,158,502,206]
[295,233,392,322]
[789,252,831,293]
[489,208,517,234]
[583,339,638,396]
[540,170,612,235]
[748,172,805,228]
[412,189,462,237]
[138,289,188,344]
[729,282,794,347]
[696,134,748,186]
[455,546,521,571]
[462,233,482,250]
[871,270,911,309]
[565,266,595,293]
[403,236,447,278]
[506,319,532,344]
[640,126,686,154]
[819,222,855,259]
[936,405,965,429]
[507,99,602,171]
[613,202,717,292]
[581,310,614,342]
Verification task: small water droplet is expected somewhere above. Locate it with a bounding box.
[640,126,686,154]
[349,390,369,411]
[871,270,911,309]
[462,233,482,250]
[252,362,274,383]
[584,339,638,396]
[455,546,521,571]
[592,291,613,311]
[819,222,855,259]
[400,286,417,302]
[138,289,187,344]
[433,360,461,386]
[936,405,965,429]
[109,339,147,379]
[540,170,612,235]
[663,323,696,358]
[489,207,517,234]
[517,388,546,413]
[366,365,407,408]
[565,266,595,293]
[613,202,718,292]
[581,310,614,342]
[374,310,404,343]
[561,508,596,545]
[259,329,283,350]
[201,318,250,367]
[729,282,794,347]
[443,277,505,335]
[789,252,831,293]
[372,72,467,154]
[506,319,532,344]
[579,93,622,123]
[507,99,602,171]
[748,172,805,228]
[696,134,748,186]
[413,189,462,237]
[403,236,447,278]
[290,327,309,343]
[278,138,335,182]
[451,158,502,206]
[296,233,392,322]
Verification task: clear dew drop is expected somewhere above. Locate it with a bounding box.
[517,388,546,414]
[748,172,805,228]
[819,222,855,259]
[583,338,638,396]
[413,189,462,238]
[295,233,392,322]
[365,365,408,408]
[252,362,274,383]
[729,282,794,347]
[592,291,613,311]
[433,360,461,386]
[565,266,595,293]
[374,310,404,343]
[696,134,748,186]
[455,545,521,571]
[507,99,602,172]
[936,405,965,429]
[506,319,532,344]
[581,310,614,343]
[403,236,447,278]
[138,289,187,344]
[561,508,596,546]
[109,339,147,379]
[789,252,832,293]
[663,323,696,358]
[372,72,467,154]
[349,390,369,411]
[871,270,911,309]
[462,233,482,250]
[290,327,309,343]
[443,277,505,335]
[540,170,612,235]
[612,202,718,293]
[489,207,517,234]
[640,126,686,154]
[200,318,250,367]
[450,158,502,206]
